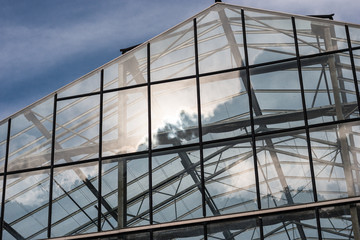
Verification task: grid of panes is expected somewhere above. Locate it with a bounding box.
[0,3,360,239]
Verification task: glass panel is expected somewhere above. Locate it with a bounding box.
[207,217,261,240]
[353,49,360,102]
[200,71,250,141]
[319,204,358,239]
[55,95,99,164]
[263,210,318,239]
[153,225,204,240]
[151,79,198,149]
[295,17,347,56]
[250,61,305,133]
[104,45,147,90]
[310,122,360,201]
[256,130,314,208]
[197,5,245,73]
[245,10,296,65]
[8,96,54,171]
[302,52,358,125]
[152,147,202,223]
[349,26,360,48]
[51,162,98,237]
[58,71,100,97]
[0,121,8,173]
[4,170,49,239]
[204,140,257,216]
[101,155,149,231]
[150,20,195,81]
[103,87,148,157]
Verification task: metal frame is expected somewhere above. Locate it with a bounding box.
[1,3,360,239]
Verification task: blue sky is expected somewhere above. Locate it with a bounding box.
[1,0,360,121]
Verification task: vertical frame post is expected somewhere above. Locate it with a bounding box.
[241,8,261,211]
[47,93,58,238]
[193,17,206,218]
[0,118,11,240]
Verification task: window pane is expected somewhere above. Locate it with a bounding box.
[349,26,360,48]
[103,87,148,157]
[250,61,305,133]
[104,45,147,90]
[51,162,98,237]
[295,18,347,56]
[0,122,8,173]
[207,218,260,240]
[256,130,314,208]
[58,71,100,98]
[8,96,54,171]
[302,52,358,125]
[151,21,195,81]
[101,155,150,231]
[55,95,99,164]
[245,10,295,65]
[319,204,358,239]
[352,49,360,103]
[204,140,257,216]
[4,170,49,239]
[152,147,202,223]
[310,122,360,200]
[197,5,245,73]
[200,71,250,141]
[263,210,318,239]
[151,79,198,149]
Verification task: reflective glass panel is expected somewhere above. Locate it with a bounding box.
[8,96,54,171]
[295,17,347,56]
[151,79,198,149]
[197,5,245,73]
[152,147,202,223]
[207,217,260,240]
[153,225,204,240]
[55,95,99,164]
[58,71,100,97]
[51,162,98,237]
[204,140,257,216]
[4,170,49,239]
[104,45,147,90]
[151,20,195,81]
[319,204,358,239]
[352,49,360,103]
[0,121,8,173]
[256,130,314,208]
[250,61,305,133]
[302,52,358,125]
[200,71,250,142]
[101,155,149,231]
[245,10,295,65]
[263,209,318,239]
[349,26,360,48]
[103,87,148,157]
[310,122,360,200]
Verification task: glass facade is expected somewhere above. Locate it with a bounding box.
[1,2,360,239]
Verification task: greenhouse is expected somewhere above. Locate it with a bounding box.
[1,2,360,239]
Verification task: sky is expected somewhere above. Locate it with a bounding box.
[1,0,360,121]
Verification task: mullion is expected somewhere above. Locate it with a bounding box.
[292,16,322,239]
[0,119,11,240]
[47,93,57,238]
[241,8,261,212]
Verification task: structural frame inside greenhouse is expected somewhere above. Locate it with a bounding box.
[1,2,360,239]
